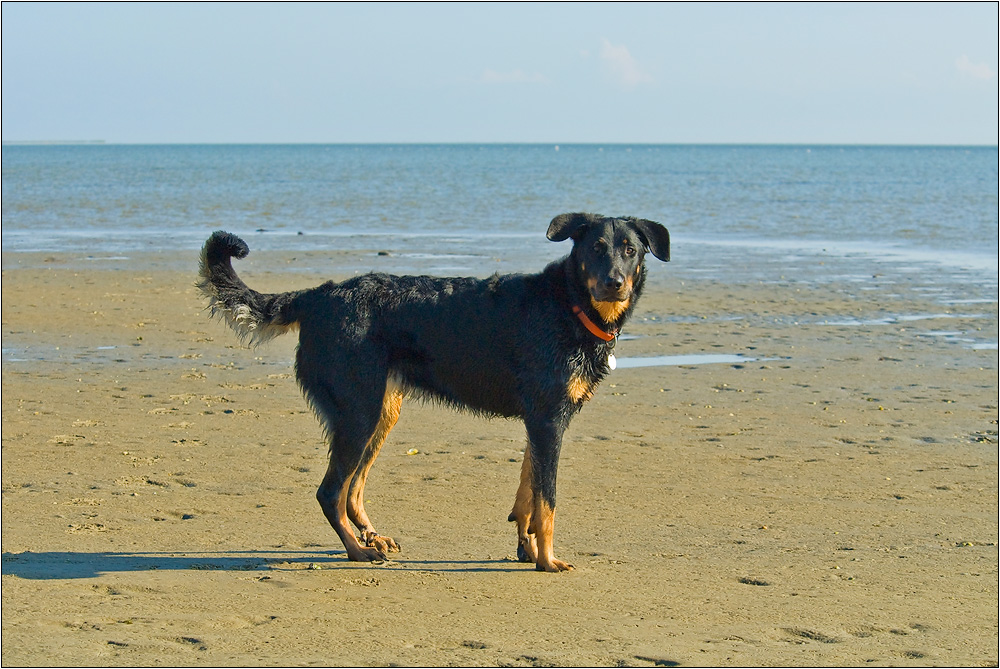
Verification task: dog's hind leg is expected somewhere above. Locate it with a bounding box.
[311,381,393,562]
[347,377,404,555]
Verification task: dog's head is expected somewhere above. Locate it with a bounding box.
[547,212,670,321]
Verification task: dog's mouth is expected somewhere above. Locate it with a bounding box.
[589,280,632,304]
[591,289,628,304]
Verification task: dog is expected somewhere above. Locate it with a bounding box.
[197,213,669,571]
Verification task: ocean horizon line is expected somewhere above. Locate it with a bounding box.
[3,140,998,149]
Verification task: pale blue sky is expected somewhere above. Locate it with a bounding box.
[2,2,997,144]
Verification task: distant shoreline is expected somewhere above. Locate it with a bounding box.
[2,140,106,146]
[2,140,997,149]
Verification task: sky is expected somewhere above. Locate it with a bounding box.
[2,2,997,145]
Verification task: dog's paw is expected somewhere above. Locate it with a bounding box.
[362,530,400,554]
[346,545,389,563]
[535,558,574,573]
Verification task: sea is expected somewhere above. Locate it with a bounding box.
[2,143,998,321]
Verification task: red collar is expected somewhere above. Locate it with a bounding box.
[572,305,618,342]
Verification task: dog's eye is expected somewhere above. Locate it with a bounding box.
[593,240,607,253]
[623,245,636,257]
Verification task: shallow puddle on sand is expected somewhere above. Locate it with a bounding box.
[3,343,769,369]
[616,353,766,369]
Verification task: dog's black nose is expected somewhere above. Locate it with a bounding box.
[605,276,624,290]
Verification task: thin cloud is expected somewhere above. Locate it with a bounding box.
[480,69,549,84]
[955,54,995,80]
[599,38,652,88]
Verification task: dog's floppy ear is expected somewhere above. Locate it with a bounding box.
[547,212,603,242]
[627,218,671,262]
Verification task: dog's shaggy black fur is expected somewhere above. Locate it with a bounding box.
[198,213,669,571]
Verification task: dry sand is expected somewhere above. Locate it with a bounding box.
[2,249,997,667]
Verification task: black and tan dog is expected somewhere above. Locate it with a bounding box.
[197,213,669,571]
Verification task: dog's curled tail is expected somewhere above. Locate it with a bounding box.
[197,231,301,346]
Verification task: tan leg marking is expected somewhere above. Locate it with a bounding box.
[329,472,387,562]
[589,276,633,323]
[509,445,538,563]
[531,498,573,572]
[347,378,404,554]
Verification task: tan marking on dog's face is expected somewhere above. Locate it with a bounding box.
[588,275,633,323]
[590,295,631,323]
[566,373,595,403]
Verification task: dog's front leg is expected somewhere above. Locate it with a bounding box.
[508,446,538,563]
[522,418,574,572]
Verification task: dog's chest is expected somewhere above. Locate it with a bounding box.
[564,349,609,405]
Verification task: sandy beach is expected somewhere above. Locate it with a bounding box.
[2,249,997,667]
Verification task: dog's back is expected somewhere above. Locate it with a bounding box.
[291,267,566,419]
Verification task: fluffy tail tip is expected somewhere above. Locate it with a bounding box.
[206,230,250,261]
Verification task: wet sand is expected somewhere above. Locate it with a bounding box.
[2,250,997,666]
